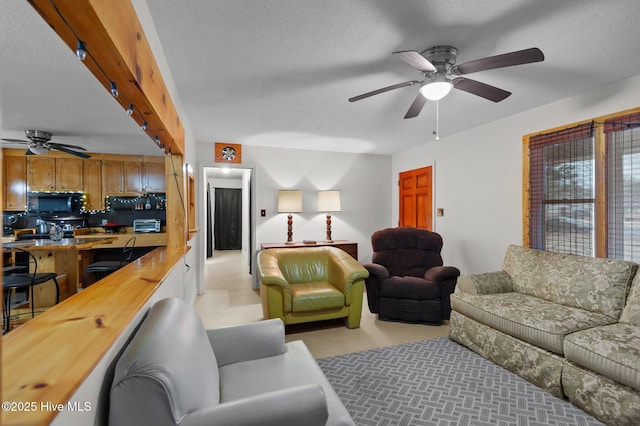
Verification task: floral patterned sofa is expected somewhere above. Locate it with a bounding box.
[449,245,640,426]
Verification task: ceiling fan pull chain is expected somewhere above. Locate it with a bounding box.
[434,100,440,141]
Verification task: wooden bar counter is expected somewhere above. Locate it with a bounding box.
[3,237,117,304]
[1,246,190,426]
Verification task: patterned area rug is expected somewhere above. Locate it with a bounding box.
[317,337,603,426]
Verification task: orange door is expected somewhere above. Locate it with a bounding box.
[399,166,432,230]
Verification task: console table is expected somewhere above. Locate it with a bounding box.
[260,240,358,260]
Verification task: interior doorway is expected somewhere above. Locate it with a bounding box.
[201,166,256,292]
[398,166,433,230]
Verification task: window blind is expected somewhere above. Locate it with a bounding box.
[606,112,640,261]
[529,123,594,256]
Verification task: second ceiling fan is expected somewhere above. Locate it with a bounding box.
[349,46,544,119]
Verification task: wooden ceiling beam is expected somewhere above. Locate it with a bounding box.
[28,0,185,156]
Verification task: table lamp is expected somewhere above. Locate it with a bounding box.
[318,190,341,243]
[278,190,302,244]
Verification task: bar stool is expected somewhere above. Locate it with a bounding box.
[82,237,136,288]
[2,247,60,333]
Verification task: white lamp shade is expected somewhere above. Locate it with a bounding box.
[419,81,453,101]
[278,190,302,213]
[318,190,341,212]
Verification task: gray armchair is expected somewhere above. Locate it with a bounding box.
[109,297,354,426]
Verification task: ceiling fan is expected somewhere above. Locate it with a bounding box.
[349,46,544,119]
[2,130,91,158]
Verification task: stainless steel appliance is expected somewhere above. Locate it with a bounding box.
[27,192,83,215]
[133,219,161,233]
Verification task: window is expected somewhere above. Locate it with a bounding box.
[528,123,594,256]
[524,108,640,260]
[606,111,640,262]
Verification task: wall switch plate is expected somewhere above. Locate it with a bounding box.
[260,209,266,217]
[437,208,444,217]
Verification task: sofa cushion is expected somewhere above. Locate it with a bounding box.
[451,292,616,355]
[564,323,640,392]
[502,245,636,319]
[380,276,440,300]
[620,271,640,326]
[219,340,354,426]
[110,298,220,426]
[291,282,345,312]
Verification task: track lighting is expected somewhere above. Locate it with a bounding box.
[155,136,160,145]
[127,104,134,116]
[110,82,118,97]
[75,40,87,61]
[141,121,148,131]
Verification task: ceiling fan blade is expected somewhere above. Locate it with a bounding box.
[393,50,436,72]
[51,145,91,158]
[49,142,88,151]
[349,80,419,102]
[404,93,427,119]
[454,47,544,75]
[1,138,29,144]
[452,77,511,102]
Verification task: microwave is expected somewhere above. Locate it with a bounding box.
[27,192,83,215]
[134,219,161,233]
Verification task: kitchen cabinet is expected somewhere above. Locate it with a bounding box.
[3,152,27,210]
[143,159,165,192]
[102,159,124,195]
[103,156,164,195]
[27,156,83,192]
[27,156,56,191]
[102,156,144,195]
[55,157,83,191]
[83,159,103,210]
[124,161,143,194]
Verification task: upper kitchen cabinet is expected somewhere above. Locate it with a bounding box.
[143,156,165,192]
[83,158,103,210]
[27,156,56,191]
[27,156,83,192]
[56,157,84,191]
[102,155,164,195]
[3,150,27,210]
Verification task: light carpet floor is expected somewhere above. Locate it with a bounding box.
[196,250,448,358]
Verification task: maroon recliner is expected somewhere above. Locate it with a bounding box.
[363,227,460,324]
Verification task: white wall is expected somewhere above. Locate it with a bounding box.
[196,144,393,264]
[393,73,640,275]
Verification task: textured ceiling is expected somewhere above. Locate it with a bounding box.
[2,0,640,156]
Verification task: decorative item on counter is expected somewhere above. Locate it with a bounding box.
[103,221,125,234]
[49,224,64,241]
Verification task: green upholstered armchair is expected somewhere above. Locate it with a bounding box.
[257,246,369,329]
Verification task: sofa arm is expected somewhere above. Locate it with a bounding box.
[257,252,291,289]
[179,384,328,426]
[207,319,286,367]
[424,265,460,282]
[363,263,389,281]
[455,271,514,295]
[327,250,369,300]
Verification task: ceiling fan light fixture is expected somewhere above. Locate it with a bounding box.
[419,81,453,101]
[28,144,49,155]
